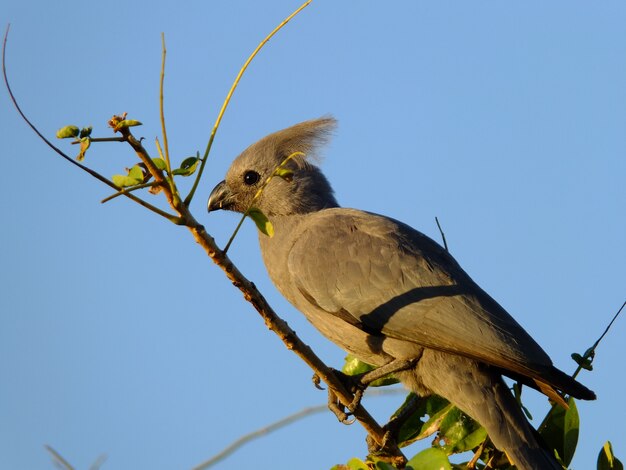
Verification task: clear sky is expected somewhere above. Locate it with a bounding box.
[1,2,625,469]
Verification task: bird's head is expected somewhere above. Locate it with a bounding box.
[207,117,339,217]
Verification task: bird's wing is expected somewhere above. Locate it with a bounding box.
[287,208,558,383]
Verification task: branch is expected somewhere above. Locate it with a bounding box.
[538,299,625,433]
[45,445,74,470]
[193,389,406,470]
[44,445,106,470]
[435,216,449,252]
[109,123,407,464]
[181,208,406,465]
[571,299,625,380]
[4,5,406,466]
[2,26,178,223]
[194,405,326,470]
[100,181,161,204]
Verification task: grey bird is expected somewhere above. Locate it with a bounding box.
[207,117,595,470]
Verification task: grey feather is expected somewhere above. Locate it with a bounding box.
[208,117,595,470]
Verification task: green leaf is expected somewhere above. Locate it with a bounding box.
[341,354,399,387]
[56,125,80,139]
[373,462,397,470]
[406,447,452,470]
[247,207,274,237]
[342,354,375,376]
[438,407,486,454]
[393,394,453,448]
[598,441,624,470]
[330,458,369,470]
[76,137,91,162]
[112,175,130,187]
[112,165,144,188]
[445,423,487,455]
[115,119,142,129]
[172,156,200,176]
[151,157,167,171]
[539,397,580,467]
[79,126,93,138]
[128,165,144,181]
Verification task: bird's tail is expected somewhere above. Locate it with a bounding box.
[481,376,563,470]
[401,350,563,470]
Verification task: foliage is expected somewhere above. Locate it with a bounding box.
[3,2,624,469]
[334,356,621,470]
[598,442,624,470]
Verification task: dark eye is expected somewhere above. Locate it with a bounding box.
[243,170,260,186]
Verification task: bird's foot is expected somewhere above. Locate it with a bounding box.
[331,368,371,414]
[311,373,325,390]
[311,369,366,422]
[326,385,357,424]
[339,358,419,413]
[313,358,419,424]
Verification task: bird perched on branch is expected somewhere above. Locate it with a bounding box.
[208,117,595,470]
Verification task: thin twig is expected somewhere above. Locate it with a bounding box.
[114,126,183,218]
[5,9,406,465]
[44,445,75,470]
[193,405,326,470]
[571,299,625,380]
[159,33,173,175]
[70,137,124,144]
[222,211,248,255]
[2,26,178,223]
[44,445,106,470]
[538,299,626,432]
[88,454,108,470]
[223,151,303,253]
[435,216,448,252]
[184,0,313,206]
[101,181,160,203]
[193,389,406,469]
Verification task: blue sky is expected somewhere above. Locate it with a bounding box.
[1,2,625,469]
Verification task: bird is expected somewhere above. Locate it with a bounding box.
[207,117,595,470]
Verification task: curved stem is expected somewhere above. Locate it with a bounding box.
[222,151,303,254]
[101,181,161,204]
[184,0,312,206]
[2,26,179,223]
[192,389,405,470]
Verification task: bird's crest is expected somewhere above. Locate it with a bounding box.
[250,116,336,169]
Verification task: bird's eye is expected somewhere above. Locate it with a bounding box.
[243,170,260,186]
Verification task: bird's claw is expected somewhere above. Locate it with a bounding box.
[312,369,367,423]
[314,360,419,425]
[311,373,325,390]
[331,368,369,414]
[327,387,357,424]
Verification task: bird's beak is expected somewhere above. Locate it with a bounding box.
[207,180,235,212]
